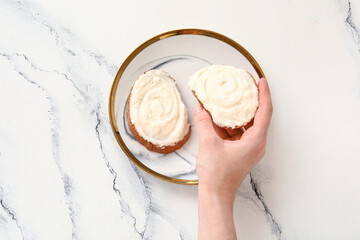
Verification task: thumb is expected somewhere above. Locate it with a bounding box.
[194,104,217,144]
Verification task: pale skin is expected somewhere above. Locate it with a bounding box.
[194,78,273,240]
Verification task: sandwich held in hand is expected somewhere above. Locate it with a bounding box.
[189,65,259,129]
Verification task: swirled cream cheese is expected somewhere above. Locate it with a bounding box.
[129,70,190,147]
[189,65,259,128]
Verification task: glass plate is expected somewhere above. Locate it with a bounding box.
[109,29,265,185]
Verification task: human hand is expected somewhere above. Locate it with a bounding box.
[194,77,273,198]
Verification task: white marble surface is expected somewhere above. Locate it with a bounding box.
[1,0,360,239]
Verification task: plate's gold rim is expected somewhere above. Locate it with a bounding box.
[109,28,265,185]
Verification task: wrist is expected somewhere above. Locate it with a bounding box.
[198,181,238,240]
[198,180,237,206]
[198,172,247,199]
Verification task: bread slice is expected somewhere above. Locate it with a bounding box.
[189,65,259,130]
[127,70,191,154]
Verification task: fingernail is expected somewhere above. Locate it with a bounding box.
[195,104,203,113]
[263,77,269,86]
[261,77,269,88]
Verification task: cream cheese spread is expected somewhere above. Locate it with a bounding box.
[129,69,190,147]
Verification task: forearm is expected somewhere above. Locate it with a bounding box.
[198,184,237,240]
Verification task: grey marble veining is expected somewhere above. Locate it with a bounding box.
[344,0,360,49]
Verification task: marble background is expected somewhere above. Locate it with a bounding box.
[1,0,360,239]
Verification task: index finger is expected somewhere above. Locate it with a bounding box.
[253,78,273,134]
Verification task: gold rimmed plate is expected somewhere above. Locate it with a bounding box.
[109,29,265,185]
